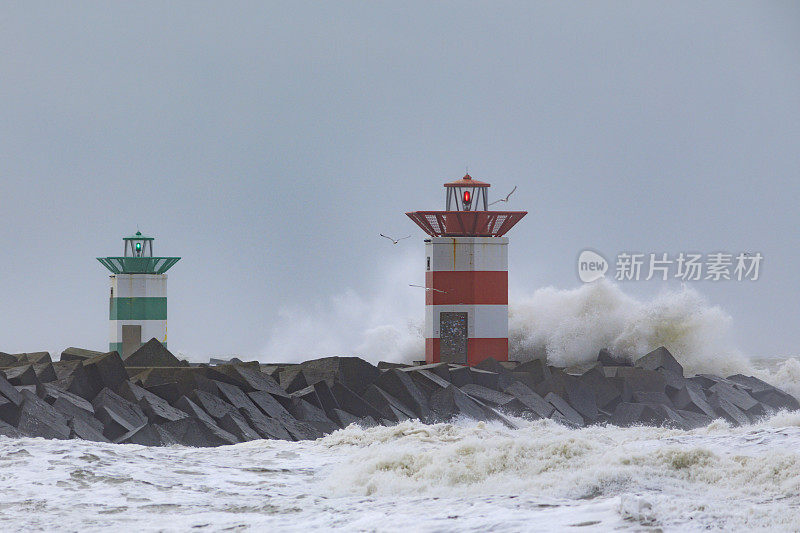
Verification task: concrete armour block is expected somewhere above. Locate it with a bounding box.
[332,408,361,428]
[610,402,662,427]
[3,365,40,387]
[447,366,473,387]
[60,347,104,362]
[468,368,501,390]
[299,357,380,395]
[174,395,218,426]
[578,368,621,410]
[190,390,236,421]
[241,409,292,440]
[474,357,507,374]
[708,393,750,426]
[404,369,451,397]
[92,388,148,440]
[673,385,716,418]
[115,423,164,446]
[212,380,264,420]
[16,390,70,439]
[279,368,308,393]
[0,395,20,425]
[676,409,713,429]
[331,381,384,420]
[217,364,288,397]
[123,338,182,367]
[752,389,800,411]
[218,411,261,441]
[634,346,683,376]
[69,417,110,443]
[612,367,667,393]
[503,382,554,418]
[709,382,765,420]
[375,369,431,419]
[0,373,23,406]
[83,351,128,394]
[544,392,584,427]
[633,391,675,408]
[41,384,95,414]
[32,363,57,383]
[361,385,415,422]
[429,385,491,422]
[514,359,550,387]
[145,382,181,405]
[459,384,514,406]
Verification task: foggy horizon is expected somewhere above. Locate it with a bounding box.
[1,2,799,362]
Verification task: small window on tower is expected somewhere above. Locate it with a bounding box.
[110,287,114,298]
[426,257,431,271]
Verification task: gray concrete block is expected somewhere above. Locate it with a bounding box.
[502,382,554,418]
[459,384,514,406]
[361,385,415,422]
[60,347,104,362]
[0,373,23,406]
[69,417,109,443]
[633,391,675,408]
[15,390,70,439]
[123,338,182,367]
[83,351,128,395]
[173,395,218,426]
[375,369,431,419]
[544,392,584,427]
[634,346,683,376]
[468,368,501,390]
[429,385,491,422]
[672,385,716,418]
[708,393,750,426]
[675,409,714,429]
[218,411,261,441]
[578,367,621,410]
[331,381,384,420]
[447,366,473,387]
[3,365,40,387]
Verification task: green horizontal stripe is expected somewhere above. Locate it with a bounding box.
[109,297,167,320]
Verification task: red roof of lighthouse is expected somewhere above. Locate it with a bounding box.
[443,174,491,187]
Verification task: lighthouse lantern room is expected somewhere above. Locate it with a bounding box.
[97,231,180,358]
[407,174,526,366]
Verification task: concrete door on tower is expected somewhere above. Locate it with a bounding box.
[440,312,468,364]
[121,324,142,359]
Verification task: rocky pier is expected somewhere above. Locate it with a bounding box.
[0,340,797,446]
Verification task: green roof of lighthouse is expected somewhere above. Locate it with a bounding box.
[123,231,154,241]
[97,230,180,275]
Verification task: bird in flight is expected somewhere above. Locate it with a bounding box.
[409,284,447,293]
[488,185,518,206]
[380,233,411,244]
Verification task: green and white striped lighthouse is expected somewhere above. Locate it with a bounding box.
[97,231,180,357]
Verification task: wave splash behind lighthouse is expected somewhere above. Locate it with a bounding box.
[407,174,526,366]
[97,231,180,358]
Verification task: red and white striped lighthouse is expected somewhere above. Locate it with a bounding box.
[407,174,527,366]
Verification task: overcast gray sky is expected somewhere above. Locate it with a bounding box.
[1,2,798,360]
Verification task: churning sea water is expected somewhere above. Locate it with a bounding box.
[2,412,800,532]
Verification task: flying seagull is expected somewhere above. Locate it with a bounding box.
[409,284,447,293]
[380,233,411,244]
[488,185,518,206]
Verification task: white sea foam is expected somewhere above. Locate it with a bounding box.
[3,414,800,531]
[257,271,800,397]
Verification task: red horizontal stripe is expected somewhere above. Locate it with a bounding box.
[426,338,509,366]
[425,271,507,305]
